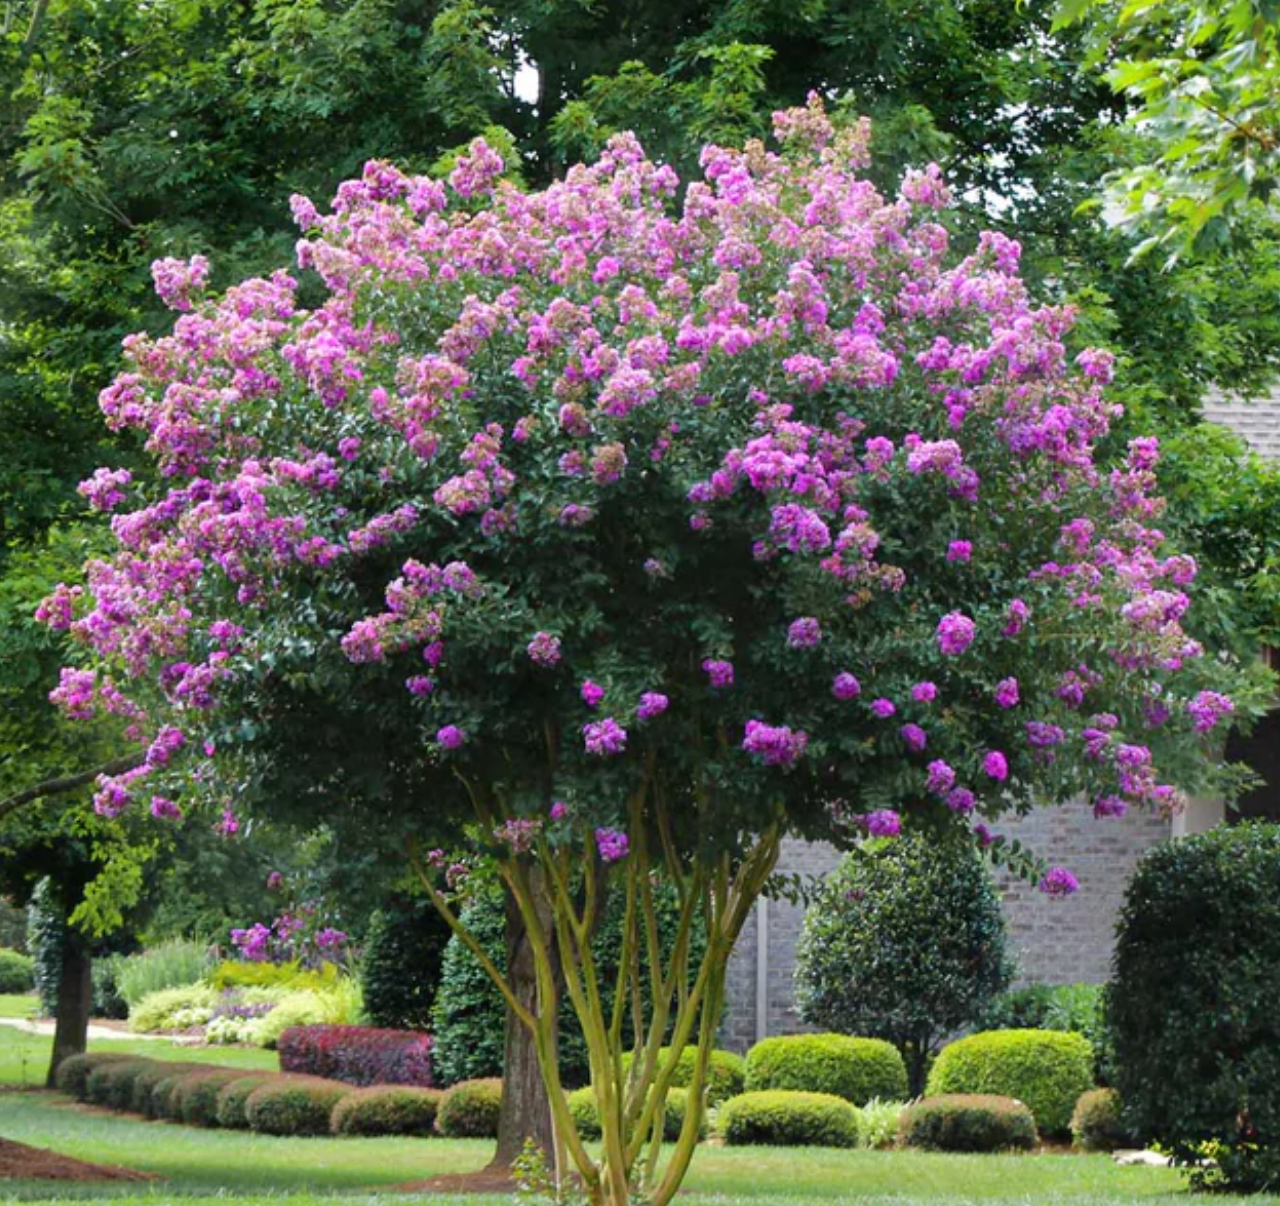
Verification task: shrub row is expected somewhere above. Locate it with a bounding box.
[278,1024,433,1087]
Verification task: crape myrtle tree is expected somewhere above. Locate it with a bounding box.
[40,101,1255,1206]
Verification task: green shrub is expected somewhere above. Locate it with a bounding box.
[1071,1088,1128,1152]
[1107,824,1280,1191]
[0,948,35,993]
[129,983,216,1033]
[92,954,130,1020]
[245,1077,353,1135]
[719,1090,860,1148]
[360,895,451,1031]
[116,940,210,1007]
[979,982,1108,1079]
[436,1078,503,1138]
[745,1034,908,1106]
[331,1085,443,1136]
[131,1061,209,1116]
[858,1098,909,1150]
[253,983,362,1049]
[85,1059,155,1110]
[900,1094,1037,1152]
[176,1069,249,1127]
[620,1047,745,1107]
[27,879,63,1017]
[795,835,1011,1094]
[209,959,340,992]
[216,1075,281,1129]
[566,1084,705,1142]
[53,1053,133,1101]
[926,1029,1093,1137]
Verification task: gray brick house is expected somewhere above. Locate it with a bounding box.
[720,396,1280,1053]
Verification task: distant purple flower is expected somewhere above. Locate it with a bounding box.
[643,557,669,579]
[911,681,938,704]
[972,822,995,847]
[926,760,956,794]
[406,675,434,697]
[1039,867,1080,897]
[787,617,822,649]
[703,659,735,688]
[558,504,595,528]
[1002,598,1030,637]
[937,612,976,656]
[1187,690,1234,734]
[741,719,809,767]
[581,680,605,708]
[637,692,669,721]
[1026,721,1066,747]
[595,827,630,863]
[422,641,445,667]
[150,795,182,820]
[437,725,467,749]
[865,810,902,838]
[1093,795,1126,819]
[947,787,977,814]
[869,697,896,719]
[315,927,347,951]
[549,800,569,821]
[231,923,271,962]
[832,672,861,701]
[946,540,973,563]
[527,631,562,667]
[994,677,1019,709]
[216,807,240,836]
[583,717,627,756]
[982,750,1009,781]
[900,723,928,752]
[266,871,283,890]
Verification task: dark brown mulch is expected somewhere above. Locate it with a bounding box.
[0,1138,158,1182]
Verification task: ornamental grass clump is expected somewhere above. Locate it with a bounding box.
[42,94,1258,1206]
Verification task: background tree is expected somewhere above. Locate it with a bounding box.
[795,833,1011,1095]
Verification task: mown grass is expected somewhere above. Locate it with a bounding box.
[0,1029,278,1089]
[0,993,39,1018]
[0,1088,1218,1206]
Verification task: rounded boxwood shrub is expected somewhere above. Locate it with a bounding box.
[176,1069,249,1127]
[131,1061,208,1116]
[567,1084,705,1142]
[361,895,451,1032]
[621,1047,745,1106]
[436,1078,503,1138]
[53,1052,133,1101]
[719,1090,860,1148]
[1108,824,1280,1191]
[246,1077,353,1136]
[85,1059,154,1110]
[0,948,35,993]
[926,1029,1093,1136]
[745,1034,908,1106]
[900,1094,1037,1152]
[1071,1088,1128,1152]
[331,1085,444,1136]
[216,1075,281,1129]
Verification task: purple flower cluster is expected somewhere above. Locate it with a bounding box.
[936,612,976,656]
[703,659,734,688]
[786,617,822,649]
[1187,690,1234,734]
[637,691,669,721]
[741,719,808,767]
[595,827,629,863]
[581,680,605,708]
[994,678,1019,709]
[583,717,627,756]
[911,681,937,703]
[982,750,1009,781]
[1039,867,1080,897]
[864,809,902,838]
[527,631,562,667]
[832,672,861,701]
[900,723,927,752]
[436,725,467,749]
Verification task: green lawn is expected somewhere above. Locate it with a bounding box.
[0,1087,1241,1206]
[0,993,39,1018]
[0,1029,278,1089]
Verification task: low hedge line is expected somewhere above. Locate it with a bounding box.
[900,1095,1037,1152]
[278,1024,434,1088]
[53,1053,446,1138]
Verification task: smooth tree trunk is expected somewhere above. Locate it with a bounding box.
[45,927,91,1087]
[488,886,557,1171]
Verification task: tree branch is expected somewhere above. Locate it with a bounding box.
[0,751,144,824]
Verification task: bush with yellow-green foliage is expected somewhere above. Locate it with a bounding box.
[330,1085,443,1136]
[620,1047,745,1106]
[436,1078,503,1138]
[215,1075,281,1128]
[745,1034,908,1106]
[176,1069,251,1126]
[900,1094,1037,1151]
[567,1084,705,1142]
[128,984,217,1033]
[85,1060,154,1110]
[244,1076,353,1135]
[926,1029,1093,1137]
[719,1090,861,1147]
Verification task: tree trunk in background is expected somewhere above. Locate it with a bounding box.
[45,927,91,1087]
[488,883,557,1171]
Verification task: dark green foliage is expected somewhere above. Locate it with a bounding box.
[926,1029,1094,1137]
[745,1035,908,1107]
[52,1052,132,1100]
[85,1059,153,1110]
[432,881,707,1087]
[795,835,1010,1094]
[26,879,62,1016]
[900,1094,1037,1152]
[360,894,451,1031]
[245,1077,353,1136]
[0,948,34,993]
[621,1047,745,1106]
[91,954,129,1020]
[1108,824,1280,1191]
[176,1070,249,1127]
[131,1061,208,1116]
[215,1075,280,1129]
[436,1078,503,1138]
[1071,1088,1129,1152]
[330,1085,443,1136]
[719,1090,860,1148]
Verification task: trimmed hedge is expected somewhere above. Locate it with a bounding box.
[719,1090,860,1148]
[245,1077,353,1136]
[745,1034,908,1106]
[436,1078,503,1138]
[566,1085,704,1142]
[1071,1088,1128,1152]
[621,1047,745,1107]
[926,1029,1093,1136]
[132,1061,210,1116]
[0,948,35,993]
[176,1069,249,1127]
[900,1094,1037,1152]
[278,1024,434,1087]
[53,1052,134,1100]
[85,1059,154,1111]
[216,1075,281,1129]
[331,1085,443,1136]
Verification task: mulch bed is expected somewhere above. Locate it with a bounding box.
[0,1138,158,1182]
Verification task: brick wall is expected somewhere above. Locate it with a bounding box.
[718,803,1171,1052]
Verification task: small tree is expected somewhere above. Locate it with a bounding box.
[795,833,1010,1094]
[36,100,1257,1206]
